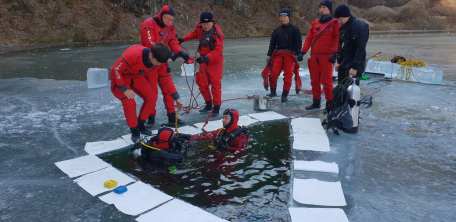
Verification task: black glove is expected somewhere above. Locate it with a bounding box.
[266,56,271,63]
[170,50,178,62]
[294,56,298,62]
[328,52,337,63]
[213,138,227,151]
[196,56,210,64]
[178,51,190,61]
[177,134,191,140]
[297,51,306,61]
[178,38,184,44]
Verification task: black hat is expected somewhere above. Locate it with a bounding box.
[200,11,215,23]
[279,8,291,18]
[335,4,351,18]
[320,0,333,13]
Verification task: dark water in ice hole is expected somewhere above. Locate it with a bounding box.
[99,121,292,221]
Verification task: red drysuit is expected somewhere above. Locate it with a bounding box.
[140,5,182,114]
[110,45,179,128]
[181,22,224,105]
[262,51,302,93]
[302,18,340,101]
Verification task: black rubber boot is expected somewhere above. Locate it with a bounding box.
[138,119,152,136]
[199,101,212,113]
[167,112,186,126]
[281,91,289,102]
[323,100,332,114]
[145,115,155,128]
[267,88,277,97]
[211,105,221,117]
[305,99,321,110]
[130,127,140,143]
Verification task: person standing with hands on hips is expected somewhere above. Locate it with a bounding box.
[178,12,225,117]
[266,8,302,102]
[334,4,369,86]
[299,0,340,112]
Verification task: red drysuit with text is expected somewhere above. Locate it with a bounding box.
[110,45,178,128]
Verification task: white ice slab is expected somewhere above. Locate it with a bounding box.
[293,178,346,207]
[175,126,203,135]
[289,208,349,222]
[136,199,227,222]
[291,118,330,152]
[248,111,287,122]
[238,115,260,126]
[87,68,109,88]
[294,160,339,174]
[55,155,110,178]
[85,138,132,155]
[194,119,223,132]
[74,167,135,196]
[365,60,443,84]
[99,181,173,216]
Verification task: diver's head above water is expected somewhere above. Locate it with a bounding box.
[223,109,239,133]
[153,127,174,149]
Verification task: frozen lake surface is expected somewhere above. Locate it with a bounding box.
[1,33,456,221]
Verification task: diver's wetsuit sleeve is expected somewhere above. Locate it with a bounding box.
[302,20,316,54]
[267,28,278,56]
[157,63,180,100]
[110,51,137,90]
[140,18,156,48]
[293,25,302,55]
[351,22,369,70]
[182,23,200,42]
[333,22,341,54]
[190,129,219,141]
[336,31,344,64]
[168,25,183,54]
[226,134,249,152]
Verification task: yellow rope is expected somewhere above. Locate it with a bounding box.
[373,56,426,81]
[175,110,179,137]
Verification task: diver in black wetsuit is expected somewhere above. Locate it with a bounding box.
[131,127,189,163]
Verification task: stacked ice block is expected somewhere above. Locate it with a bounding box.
[87,68,109,88]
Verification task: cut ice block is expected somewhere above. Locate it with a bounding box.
[87,68,109,88]
[289,208,349,222]
[181,63,195,76]
[365,60,443,84]
[293,178,346,206]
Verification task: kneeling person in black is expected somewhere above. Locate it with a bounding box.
[132,127,189,163]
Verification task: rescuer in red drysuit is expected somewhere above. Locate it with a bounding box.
[110,43,184,143]
[266,8,302,101]
[298,0,340,112]
[140,5,190,127]
[177,109,249,152]
[178,12,224,117]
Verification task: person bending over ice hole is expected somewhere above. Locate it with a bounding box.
[110,43,184,143]
[266,8,302,101]
[178,12,225,117]
[131,127,190,164]
[177,109,249,152]
[140,5,190,127]
[299,0,340,113]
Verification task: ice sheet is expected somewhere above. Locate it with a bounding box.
[291,118,331,152]
[293,178,347,207]
[99,181,173,216]
[73,166,135,196]
[289,208,349,222]
[135,199,227,222]
[55,155,110,178]
[84,138,132,155]
[194,119,223,132]
[294,160,339,174]
[365,60,443,84]
[248,111,287,122]
[181,63,195,77]
[237,115,260,126]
